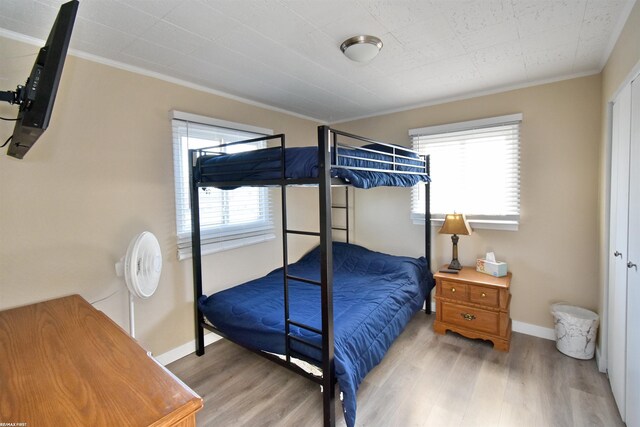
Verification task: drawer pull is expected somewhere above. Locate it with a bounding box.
[481,292,486,298]
[451,288,456,293]
[461,313,476,321]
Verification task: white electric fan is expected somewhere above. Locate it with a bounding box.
[115,231,162,338]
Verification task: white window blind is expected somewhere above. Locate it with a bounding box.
[172,111,274,260]
[410,114,522,230]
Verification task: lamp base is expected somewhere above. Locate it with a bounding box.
[448,259,462,270]
[448,234,463,270]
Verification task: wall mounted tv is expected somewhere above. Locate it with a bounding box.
[0,0,78,159]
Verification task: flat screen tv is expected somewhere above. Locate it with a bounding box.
[1,0,78,159]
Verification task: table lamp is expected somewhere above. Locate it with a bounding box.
[439,213,472,270]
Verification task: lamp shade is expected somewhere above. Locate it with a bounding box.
[439,213,472,235]
[340,35,383,62]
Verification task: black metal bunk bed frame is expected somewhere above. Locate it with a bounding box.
[189,125,431,427]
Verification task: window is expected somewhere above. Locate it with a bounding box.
[172,111,274,260]
[410,114,522,230]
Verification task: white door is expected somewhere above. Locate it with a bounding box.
[609,82,631,420]
[625,77,640,427]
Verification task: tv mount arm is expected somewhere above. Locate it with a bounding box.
[0,85,25,106]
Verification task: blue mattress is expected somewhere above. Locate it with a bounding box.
[195,146,429,189]
[198,242,433,427]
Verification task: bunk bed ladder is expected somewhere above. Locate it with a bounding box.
[279,135,323,364]
[331,187,349,243]
[278,126,336,427]
[281,195,324,363]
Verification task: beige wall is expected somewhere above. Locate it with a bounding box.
[337,75,603,330]
[598,1,640,354]
[0,36,318,355]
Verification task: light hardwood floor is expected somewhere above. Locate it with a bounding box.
[167,314,623,427]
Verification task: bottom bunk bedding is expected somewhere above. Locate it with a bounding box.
[198,242,434,427]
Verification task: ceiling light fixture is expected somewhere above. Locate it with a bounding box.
[340,35,383,63]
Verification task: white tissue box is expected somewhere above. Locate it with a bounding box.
[476,258,508,277]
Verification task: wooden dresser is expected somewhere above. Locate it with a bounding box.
[433,266,512,351]
[0,294,202,426]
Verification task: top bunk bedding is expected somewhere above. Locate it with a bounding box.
[198,242,434,427]
[193,143,430,189]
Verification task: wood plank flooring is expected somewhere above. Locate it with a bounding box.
[167,314,623,427]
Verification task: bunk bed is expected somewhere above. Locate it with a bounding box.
[189,125,433,427]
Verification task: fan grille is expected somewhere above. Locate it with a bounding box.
[124,232,162,299]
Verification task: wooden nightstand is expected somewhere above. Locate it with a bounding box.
[433,266,512,351]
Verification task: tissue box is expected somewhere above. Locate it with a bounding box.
[476,258,508,277]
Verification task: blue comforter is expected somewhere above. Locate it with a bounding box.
[198,242,433,426]
[196,146,429,188]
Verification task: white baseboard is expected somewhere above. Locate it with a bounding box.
[155,332,221,366]
[511,320,555,340]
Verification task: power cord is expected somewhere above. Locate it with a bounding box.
[1,135,12,148]
[90,288,122,305]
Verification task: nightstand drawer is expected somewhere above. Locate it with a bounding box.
[440,280,468,301]
[469,285,499,307]
[441,302,500,335]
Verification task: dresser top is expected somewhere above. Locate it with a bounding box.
[0,294,202,425]
[434,265,511,288]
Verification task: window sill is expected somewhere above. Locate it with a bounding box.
[177,233,276,261]
[413,218,518,231]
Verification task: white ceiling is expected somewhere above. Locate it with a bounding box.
[0,0,635,122]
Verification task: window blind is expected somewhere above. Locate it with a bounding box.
[172,113,274,260]
[410,114,521,230]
